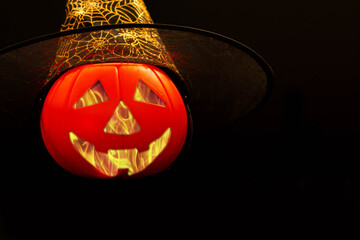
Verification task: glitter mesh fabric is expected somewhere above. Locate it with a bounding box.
[47,0,178,82]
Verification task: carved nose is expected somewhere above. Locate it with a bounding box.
[104,100,141,135]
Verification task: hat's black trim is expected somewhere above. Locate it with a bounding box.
[0,23,274,127]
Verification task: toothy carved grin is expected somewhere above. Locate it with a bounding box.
[69,128,171,177]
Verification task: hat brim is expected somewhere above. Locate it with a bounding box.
[0,24,273,133]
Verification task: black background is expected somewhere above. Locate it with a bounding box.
[1,0,360,238]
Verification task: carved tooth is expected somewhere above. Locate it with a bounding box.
[69,128,171,176]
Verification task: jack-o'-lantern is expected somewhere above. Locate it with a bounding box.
[40,63,188,179]
[0,0,273,180]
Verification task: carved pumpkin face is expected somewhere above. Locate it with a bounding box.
[40,63,188,179]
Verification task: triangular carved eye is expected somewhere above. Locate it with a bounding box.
[134,80,166,107]
[73,81,109,109]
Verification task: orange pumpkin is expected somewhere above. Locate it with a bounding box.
[40,63,188,179]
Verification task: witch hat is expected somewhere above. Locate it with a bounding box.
[0,0,273,179]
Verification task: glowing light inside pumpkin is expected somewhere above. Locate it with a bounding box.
[134,80,166,106]
[104,101,141,135]
[69,128,171,176]
[69,76,172,176]
[73,81,109,109]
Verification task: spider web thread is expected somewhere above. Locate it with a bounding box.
[47,0,178,83]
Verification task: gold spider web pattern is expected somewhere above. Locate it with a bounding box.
[61,0,153,31]
[47,0,178,83]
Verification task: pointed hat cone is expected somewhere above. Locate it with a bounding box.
[48,0,179,82]
[61,0,153,31]
[0,0,273,133]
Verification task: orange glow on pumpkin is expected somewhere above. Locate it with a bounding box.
[40,63,188,179]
